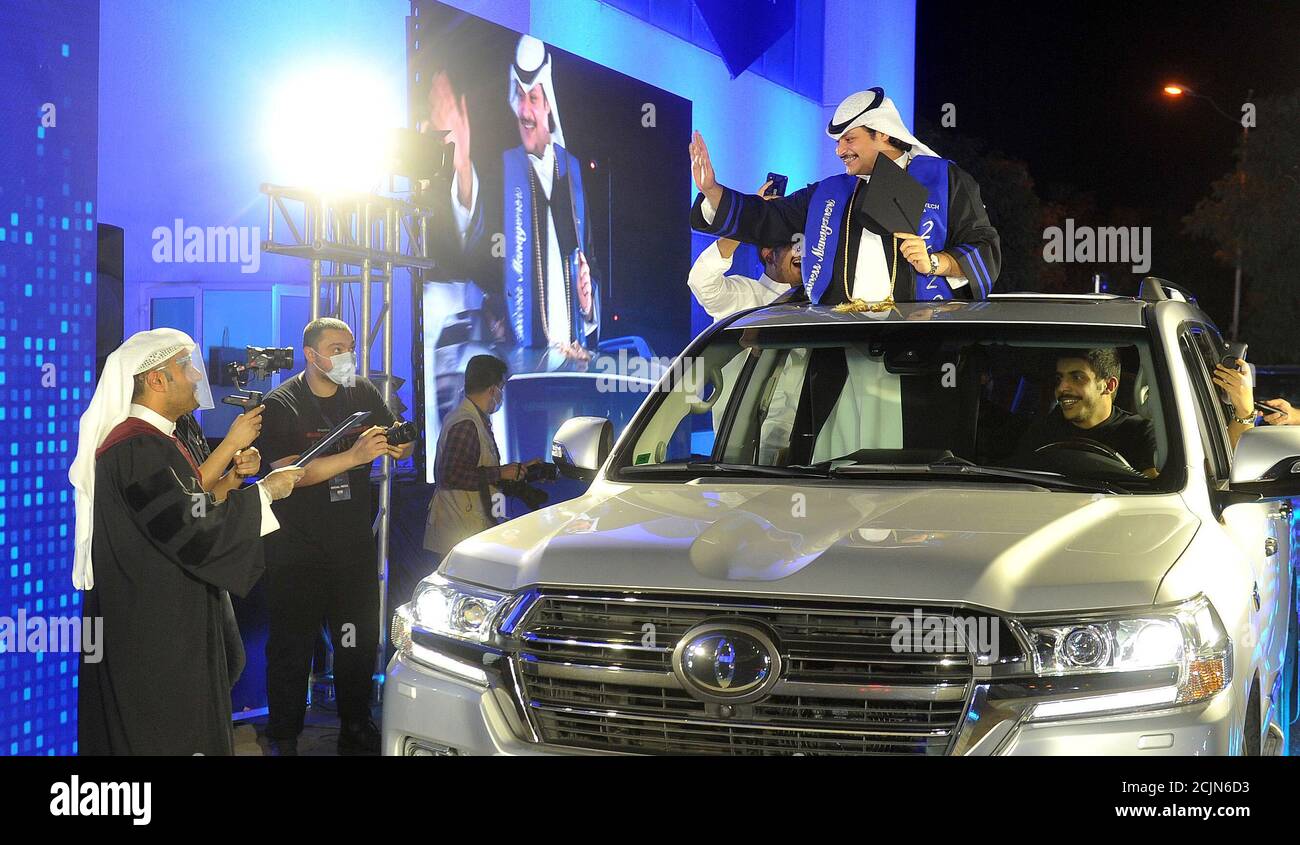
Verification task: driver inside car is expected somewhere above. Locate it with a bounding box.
[1015,348,1159,478]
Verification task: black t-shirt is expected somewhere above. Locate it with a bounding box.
[1019,405,1158,472]
[256,372,396,564]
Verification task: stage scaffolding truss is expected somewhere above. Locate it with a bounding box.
[260,182,441,690]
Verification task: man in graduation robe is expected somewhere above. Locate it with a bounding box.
[502,34,601,363]
[689,87,1001,307]
[69,329,304,755]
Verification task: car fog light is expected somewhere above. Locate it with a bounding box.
[403,738,460,756]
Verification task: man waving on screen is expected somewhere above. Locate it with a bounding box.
[501,35,601,361]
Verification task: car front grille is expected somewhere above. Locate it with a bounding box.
[511,592,999,756]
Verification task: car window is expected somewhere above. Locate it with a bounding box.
[624,337,748,466]
[1180,323,1232,481]
[616,323,1184,493]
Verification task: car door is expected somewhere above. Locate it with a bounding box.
[1180,323,1291,701]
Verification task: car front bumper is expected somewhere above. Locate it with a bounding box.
[383,653,626,756]
[997,692,1234,755]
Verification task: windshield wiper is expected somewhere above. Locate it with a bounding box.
[829,462,1129,494]
[619,461,830,479]
[619,460,1128,493]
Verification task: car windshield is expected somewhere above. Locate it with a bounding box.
[611,318,1184,493]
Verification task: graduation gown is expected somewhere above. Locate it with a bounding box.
[79,419,266,755]
[502,143,601,350]
[691,158,1001,303]
[174,412,246,688]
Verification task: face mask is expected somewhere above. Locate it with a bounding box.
[314,350,357,386]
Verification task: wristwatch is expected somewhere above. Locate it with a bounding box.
[928,252,941,275]
[1231,410,1256,426]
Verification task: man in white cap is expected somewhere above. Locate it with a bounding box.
[69,328,304,755]
[502,34,600,364]
[690,87,1000,308]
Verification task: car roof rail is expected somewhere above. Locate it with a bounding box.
[1138,276,1199,305]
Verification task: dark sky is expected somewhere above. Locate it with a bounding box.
[915,0,1297,319]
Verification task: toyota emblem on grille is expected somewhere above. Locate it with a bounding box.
[672,622,782,704]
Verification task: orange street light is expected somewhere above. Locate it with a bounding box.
[1156,80,1252,340]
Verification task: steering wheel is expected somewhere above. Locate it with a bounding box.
[1035,438,1130,466]
[1034,438,1140,473]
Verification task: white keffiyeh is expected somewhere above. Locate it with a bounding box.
[508,34,566,149]
[827,87,939,159]
[68,329,198,590]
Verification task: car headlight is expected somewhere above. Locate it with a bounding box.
[1023,595,1231,719]
[391,574,510,684]
[407,572,509,644]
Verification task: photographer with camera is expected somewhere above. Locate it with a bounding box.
[424,355,551,558]
[254,317,416,756]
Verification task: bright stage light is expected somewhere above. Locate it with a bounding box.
[263,61,405,193]
[1163,85,1185,96]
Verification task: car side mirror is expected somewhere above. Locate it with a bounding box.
[1228,426,1300,500]
[552,416,613,482]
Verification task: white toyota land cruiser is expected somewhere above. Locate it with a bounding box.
[386,284,1300,755]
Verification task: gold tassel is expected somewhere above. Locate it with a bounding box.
[831,205,901,314]
[834,297,896,313]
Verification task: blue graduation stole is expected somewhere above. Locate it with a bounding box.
[802,155,954,303]
[502,144,589,347]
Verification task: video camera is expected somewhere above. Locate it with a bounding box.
[222,346,296,409]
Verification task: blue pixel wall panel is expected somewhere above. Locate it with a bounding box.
[0,0,100,756]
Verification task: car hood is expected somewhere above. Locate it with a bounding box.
[441,480,1200,615]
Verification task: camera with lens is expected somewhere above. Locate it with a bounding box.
[386,420,418,446]
[247,346,295,374]
[222,346,296,409]
[526,461,558,482]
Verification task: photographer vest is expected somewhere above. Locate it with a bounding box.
[425,398,502,556]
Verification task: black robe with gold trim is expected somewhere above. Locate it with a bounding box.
[78,419,265,755]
